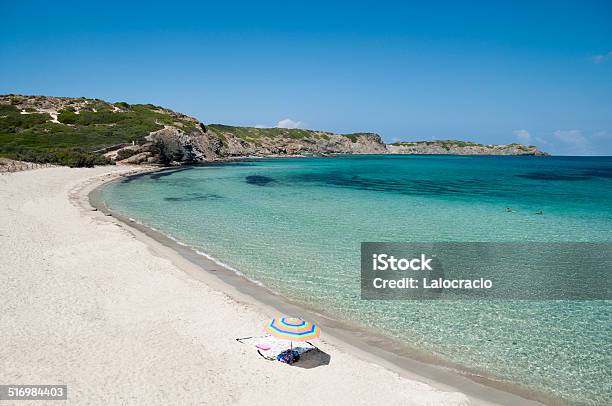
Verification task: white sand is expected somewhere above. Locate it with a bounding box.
[0,166,495,405]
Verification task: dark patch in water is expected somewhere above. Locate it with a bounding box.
[209,161,258,167]
[120,167,191,184]
[516,172,591,181]
[149,167,191,180]
[580,167,612,179]
[246,175,276,186]
[291,172,521,199]
[164,192,223,202]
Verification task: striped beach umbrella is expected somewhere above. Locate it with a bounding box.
[265,317,320,342]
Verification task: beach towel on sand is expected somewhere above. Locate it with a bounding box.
[236,335,317,361]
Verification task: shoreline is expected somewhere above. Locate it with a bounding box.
[87,165,563,406]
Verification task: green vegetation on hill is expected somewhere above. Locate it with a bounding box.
[208,124,331,143]
[208,125,376,144]
[0,100,195,167]
[507,143,537,151]
[391,140,487,148]
[340,134,357,143]
[341,133,373,143]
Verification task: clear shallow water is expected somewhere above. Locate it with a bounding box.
[101,155,612,405]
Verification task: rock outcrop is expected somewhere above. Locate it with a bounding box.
[109,125,389,164]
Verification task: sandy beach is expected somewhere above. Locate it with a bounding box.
[0,166,543,405]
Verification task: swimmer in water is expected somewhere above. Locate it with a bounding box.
[535,210,543,215]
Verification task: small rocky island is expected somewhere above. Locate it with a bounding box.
[0,95,547,167]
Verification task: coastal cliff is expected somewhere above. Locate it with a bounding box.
[0,95,546,167]
[387,141,545,156]
[206,125,387,157]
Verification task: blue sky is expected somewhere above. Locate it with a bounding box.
[1,1,611,155]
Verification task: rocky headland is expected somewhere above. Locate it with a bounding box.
[0,95,547,167]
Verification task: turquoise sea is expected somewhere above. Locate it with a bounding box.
[100,155,612,405]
